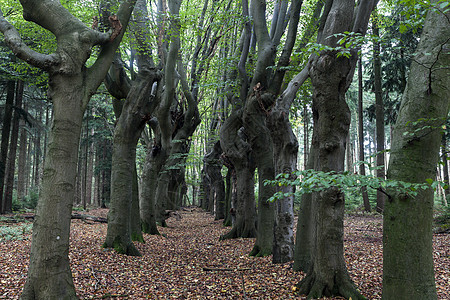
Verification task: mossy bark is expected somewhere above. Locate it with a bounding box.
[383,5,449,299]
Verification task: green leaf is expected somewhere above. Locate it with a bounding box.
[399,24,408,33]
[425,178,433,185]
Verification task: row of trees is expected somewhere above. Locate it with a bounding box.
[0,0,449,299]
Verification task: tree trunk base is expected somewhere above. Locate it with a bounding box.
[131,232,145,243]
[297,268,366,300]
[223,219,232,227]
[219,223,256,240]
[249,244,272,257]
[142,221,160,235]
[103,236,141,256]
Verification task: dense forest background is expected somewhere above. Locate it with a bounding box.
[0,0,449,299]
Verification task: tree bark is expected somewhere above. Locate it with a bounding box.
[358,58,370,212]
[21,78,83,299]
[269,101,298,263]
[140,131,164,235]
[223,167,233,226]
[441,134,449,205]
[373,13,385,213]
[104,67,160,255]
[3,80,23,213]
[0,80,15,214]
[293,144,315,272]
[296,0,377,298]
[219,111,257,240]
[17,101,28,202]
[104,0,161,253]
[298,50,363,299]
[204,141,225,220]
[1,0,136,297]
[383,4,449,299]
[244,90,276,257]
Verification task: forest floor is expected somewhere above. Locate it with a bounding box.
[0,208,449,299]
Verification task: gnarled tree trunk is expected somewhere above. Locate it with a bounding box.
[104,67,160,256]
[220,111,257,240]
[296,0,376,298]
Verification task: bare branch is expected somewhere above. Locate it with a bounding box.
[277,65,309,111]
[86,0,137,103]
[0,8,59,71]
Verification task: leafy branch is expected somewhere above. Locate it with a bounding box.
[264,168,445,203]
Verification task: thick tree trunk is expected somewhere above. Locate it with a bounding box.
[220,111,256,240]
[243,91,276,257]
[298,50,364,299]
[104,133,141,256]
[155,160,170,227]
[204,141,225,220]
[140,140,164,235]
[104,68,158,255]
[296,0,376,296]
[223,167,233,226]
[269,104,298,263]
[220,164,257,239]
[294,143,316,272]
[130,164,143,242]
[357,58,371,212]
[383,6,449,299]
[200,169,210,210]
[0,0,137,295]
[441,135,449,205]
[21,77,83,300]
[3,80,24,213]
[0,80,15,214]
[303,103,309,168]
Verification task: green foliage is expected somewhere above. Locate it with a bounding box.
[304,31,373,59]
[13,188,39,211]
[402,117,448,140]
[434,205,450,231]
[0,223,32,241]
[265,168,433,203]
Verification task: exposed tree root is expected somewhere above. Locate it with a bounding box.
[249,244,272,257]
[297,269,366,300]
[219,223,256,241]
[131,232,145,243]
[103,236,141,256]
[142,221,160,235]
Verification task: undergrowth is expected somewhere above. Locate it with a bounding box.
[0,223,32,241]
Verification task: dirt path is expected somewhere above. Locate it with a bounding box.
[0,208,448,299]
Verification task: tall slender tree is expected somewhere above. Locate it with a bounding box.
[3,80,24,213]
[358,58,371,212]
[0,80,15,214]
[372,10,385,213]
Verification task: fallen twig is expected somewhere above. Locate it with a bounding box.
[202,267,251,272]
